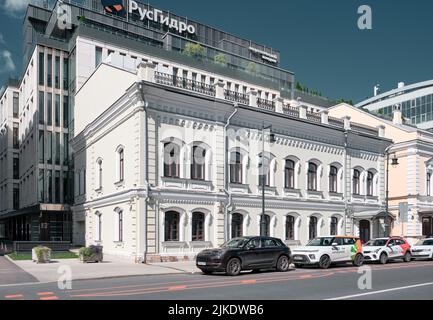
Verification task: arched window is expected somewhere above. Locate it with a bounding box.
[95,212,102,242]
[191,146,206,180]
[285,159,295,189]
[192,212,205,241]
[353,169,360,195]
[164,143,180,178]
[309,216,318,239]
[367,171,374,196]
[330,217,338,236]
[96,159,103,190]
[117,147,124,182]
[428,173,432,196]
[286,215,295,240]
[261,214,271,237]
[308,162,318,191]
[230,152,242,184]
[165,211,180,241]
[329,166,338,193]
[114,209,123,242]
[259,155,271,187]
[231,213,243,238]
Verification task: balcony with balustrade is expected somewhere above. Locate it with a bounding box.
[143,65,382,138]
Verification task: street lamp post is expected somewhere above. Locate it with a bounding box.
[384,150,399,237]
[260,123,275,237]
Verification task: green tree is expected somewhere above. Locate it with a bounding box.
[246,62,257,74]
[214,53,227,66]
[183,43,206,60]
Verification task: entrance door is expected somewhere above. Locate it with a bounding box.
[422,217,433,237]
[359,220,371,244]
[40,214,50,241]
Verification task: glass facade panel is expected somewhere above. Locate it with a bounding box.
[38,52,44,86]
[38,130,44,164]
[47,54,52,87]
[55,56,60,89]
[55,94,60,127]
[38,91,44,124]
[47,93,52,126]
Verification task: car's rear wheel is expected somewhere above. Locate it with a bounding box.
[276,255,290,272]
[226,258,242,276]
[318,255,331,269]
[403,252,412,263]
[353,253,364,267]
[379,253,388,264]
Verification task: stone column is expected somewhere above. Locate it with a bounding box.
[248,89,258,108]
[320,110,329,125]
[215,80,225,99]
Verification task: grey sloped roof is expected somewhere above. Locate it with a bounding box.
[294,90,336,108]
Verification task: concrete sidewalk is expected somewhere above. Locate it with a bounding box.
[5,256,200,283]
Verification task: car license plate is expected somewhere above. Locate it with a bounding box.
[294,256,303,261]
[197,262,207,266]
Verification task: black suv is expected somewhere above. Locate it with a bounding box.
[196,236,292,276]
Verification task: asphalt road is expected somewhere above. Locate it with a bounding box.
[0,260,432,300]
[0,257,38,286]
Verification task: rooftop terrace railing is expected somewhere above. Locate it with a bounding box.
[224,90,249,105]
[155,72,216,97]
[147,70,380,137]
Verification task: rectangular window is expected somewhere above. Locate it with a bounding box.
[47,54,52,87]
[13,127,19,148]
[47,93,52,126]
[55,94,60,127]
[13,92,19,118]
[47,170,53,203]
[63,58,69,90]
[63,133,69,165]
[55,132,60,165]
[38,130,44,164]
[55,171,60,203]
[47,131,52,164]
[38,91,44,124]
[39,52,44,86]
[13,158,19,180]
[95,47,103,68]
[13,188,19,210]
[38,169,45,202]
[55,56,60,89]
[63,171,69,204]
[63,96,69,128]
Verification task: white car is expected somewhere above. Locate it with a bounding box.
[291,236,364,269]
[363,237,412,264]
[411,238,433,260]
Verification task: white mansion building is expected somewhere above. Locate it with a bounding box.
[72,57,392,262]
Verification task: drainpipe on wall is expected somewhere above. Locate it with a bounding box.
[223,105,238,243]
[343,130,349,235]
[138,82,150,263]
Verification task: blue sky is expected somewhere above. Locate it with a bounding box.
[1,0,433,103]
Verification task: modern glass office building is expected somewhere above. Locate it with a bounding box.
[0,0,301,244]
[356,80,433,131]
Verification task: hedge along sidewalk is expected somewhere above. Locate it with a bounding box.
[6,256,200,283]
[8,251,78,261]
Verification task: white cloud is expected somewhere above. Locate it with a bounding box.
[0,50,16,73]
[2,0,54,18]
